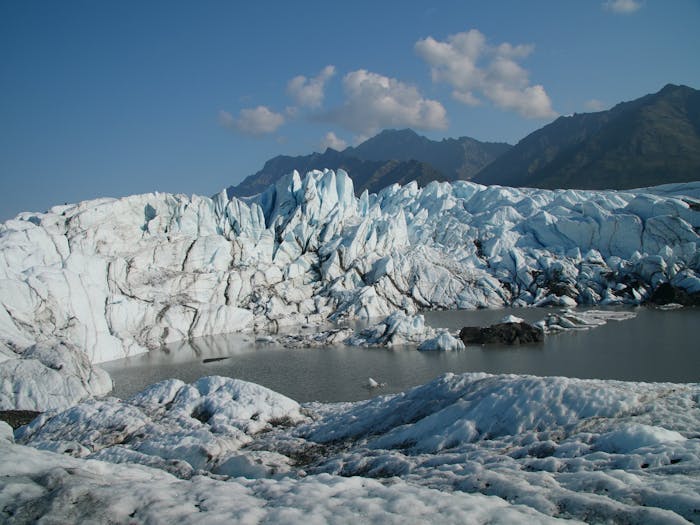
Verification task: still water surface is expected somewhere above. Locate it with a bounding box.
[103,307,699,403]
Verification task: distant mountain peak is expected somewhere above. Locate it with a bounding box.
[228,129,511,198]
[227,84,699,198]
[659,82,689,93]
[376,128,419,137]
[473,84,700,190]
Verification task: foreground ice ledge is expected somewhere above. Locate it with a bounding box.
[5,372,699,524]
[1,169,699,408]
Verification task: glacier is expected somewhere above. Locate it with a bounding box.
[1,169,699,410]
[3,373,699,523]
[1,170,700,523]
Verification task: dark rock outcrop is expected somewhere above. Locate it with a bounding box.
[648,282,700,306]
[0,410,41,430]
[459,322,544,346]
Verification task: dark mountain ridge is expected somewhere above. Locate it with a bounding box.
[227,130,511,198]
[228,84,700,197]
[346,129,512,180]
[473,84,700,189]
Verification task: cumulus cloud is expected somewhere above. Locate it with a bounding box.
[322,69,448,137]
[585,99,606,111]
[452,90,481,106]
[219,106,285,136]
[287,65,336,108]
[603,0,642,13]
[319,131,348,152]
[415,29,557,119]
[218,110,235,128]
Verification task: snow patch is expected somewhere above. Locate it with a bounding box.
[596,423,687,453]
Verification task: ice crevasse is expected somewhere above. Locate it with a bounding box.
[1,169,699,409]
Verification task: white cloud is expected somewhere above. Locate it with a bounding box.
[287,65,336,108]
[319,131,348,152]
[488,84,556,119]
[219,106,285,136]
[284,106,300,118]
[323,69,448,137]
[452,90,481,106]
[603,0,642,13]
[415,29,557,119]
[584,99,606,111]
[218,110,235,128]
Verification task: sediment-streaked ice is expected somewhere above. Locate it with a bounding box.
[2,170,698,409]
[0,173,696,355]
[4,372,698,524]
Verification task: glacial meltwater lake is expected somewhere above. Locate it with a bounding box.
[103,306,699,403]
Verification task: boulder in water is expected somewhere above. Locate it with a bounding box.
[649,282,700,306]
[459,322,544,346]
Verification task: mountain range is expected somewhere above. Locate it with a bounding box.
[474,83,700,189]
[228,130,510,197]
[228,84,700,196]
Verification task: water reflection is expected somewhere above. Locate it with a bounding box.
[103,306,699,403]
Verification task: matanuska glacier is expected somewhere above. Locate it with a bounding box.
[1,169,700,523]
[2,169,699,409]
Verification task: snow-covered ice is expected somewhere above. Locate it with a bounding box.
[1,170,699,521]
[534,308,638,333]
[4,372,699,524]
[15,376,305,477]
[417,331,466,351]
[2,170,698,409]
[366,377,384,389]
[501,314,526,323]
[0,175,698,367]
[0,439,572,524]
[0,342,112,411]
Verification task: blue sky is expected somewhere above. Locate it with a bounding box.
[2,0,699,220]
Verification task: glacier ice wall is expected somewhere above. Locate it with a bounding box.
[1,169,699,406]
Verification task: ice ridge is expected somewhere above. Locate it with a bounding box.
[1,169,699,409]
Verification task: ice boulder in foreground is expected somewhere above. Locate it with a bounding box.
[5,373,699,524]
[0,342,111,411]
[1,170,699,409]
[298,373,700,523]
[16,376,305,477]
